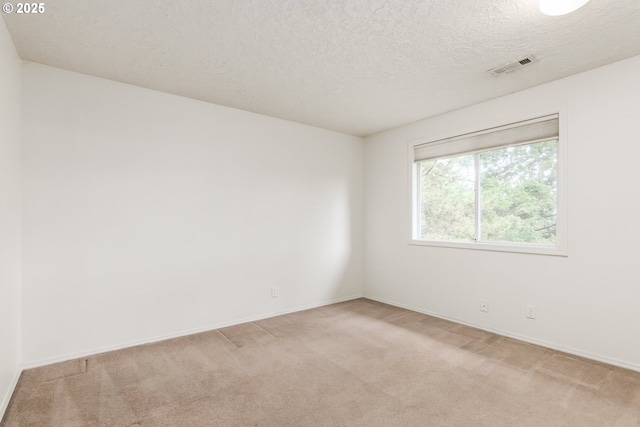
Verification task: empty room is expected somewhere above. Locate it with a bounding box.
[2,0,640,426]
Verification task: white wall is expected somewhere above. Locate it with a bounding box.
[364,54,640,370]
[21,63,363,365]
[0,17,22,418]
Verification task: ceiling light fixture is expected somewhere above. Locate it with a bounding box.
[539,0,590,16]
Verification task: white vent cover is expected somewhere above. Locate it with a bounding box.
[489,55,536,76]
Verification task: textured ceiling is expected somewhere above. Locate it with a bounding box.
[4,0,640,136]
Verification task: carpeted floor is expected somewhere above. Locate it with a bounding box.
[3,298,640,426]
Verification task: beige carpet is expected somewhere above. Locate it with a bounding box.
[3,298,640,427]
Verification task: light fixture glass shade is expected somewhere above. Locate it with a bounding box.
[539,0,590,16]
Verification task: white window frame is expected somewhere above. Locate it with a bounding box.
[407,109,568,256]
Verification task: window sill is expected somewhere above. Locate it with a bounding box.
[409,238,567,257]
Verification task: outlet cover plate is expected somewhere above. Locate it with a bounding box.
[480,300,489,313]
[526,304,536,319]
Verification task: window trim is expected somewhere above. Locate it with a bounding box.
[407,108,568,257]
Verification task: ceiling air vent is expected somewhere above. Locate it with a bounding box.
[489,55,536,76]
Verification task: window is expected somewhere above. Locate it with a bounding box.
[410,114,566,255]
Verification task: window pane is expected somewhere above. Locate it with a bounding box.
[419,155,475,241]
[479,140,557,245]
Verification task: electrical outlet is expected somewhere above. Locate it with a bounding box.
[480,299,489,313]
[526,304,536,319]
[271,287,278,298]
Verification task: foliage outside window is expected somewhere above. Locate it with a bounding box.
[411,114,564,255]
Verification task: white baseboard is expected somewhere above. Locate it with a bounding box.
[0,366,22,423]
[21,293,364,370]
[364,295,640,373]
